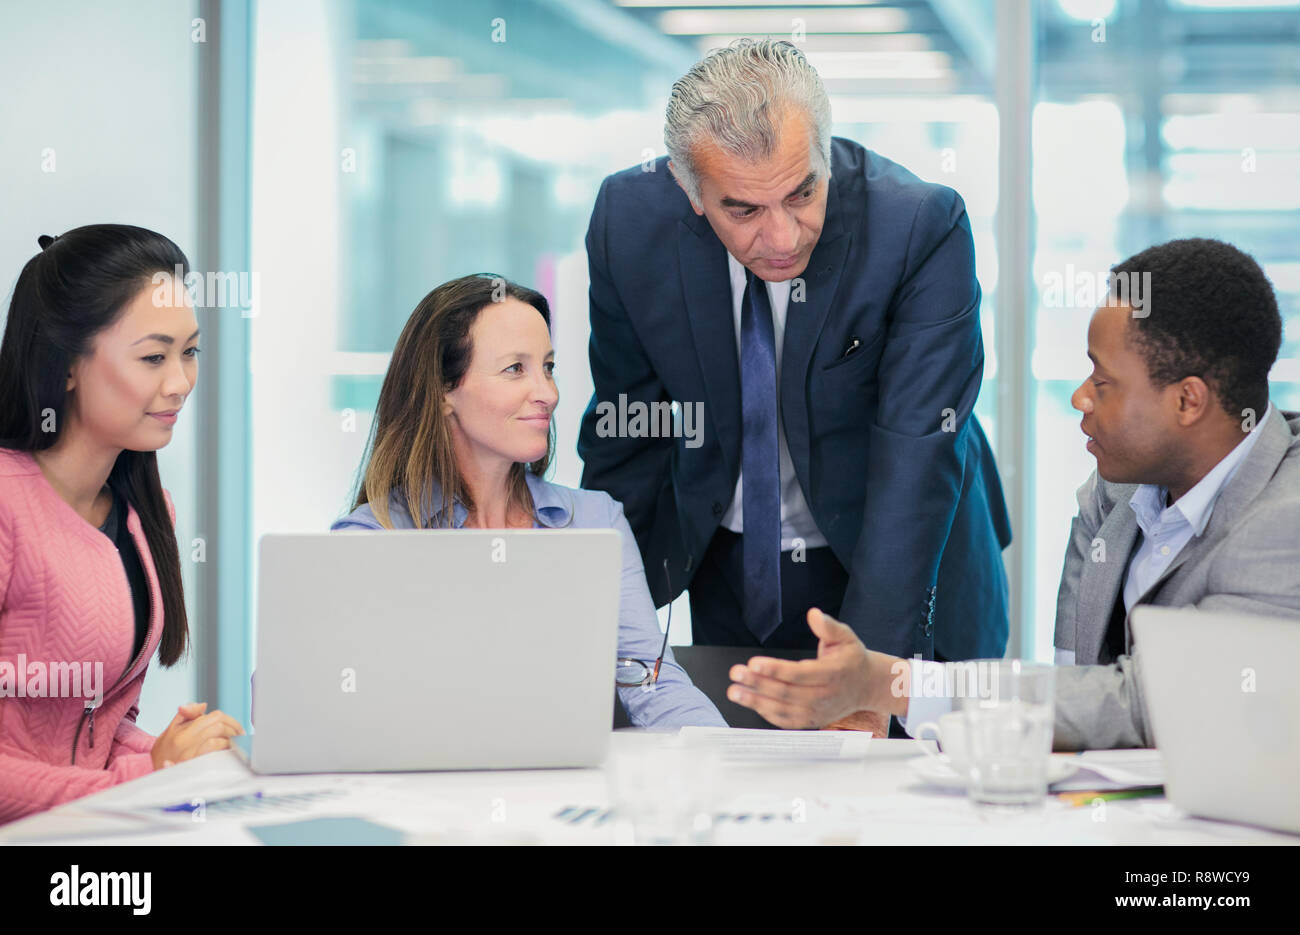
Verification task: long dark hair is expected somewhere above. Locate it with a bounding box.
[0,224,191,666]
[352,273,555,528]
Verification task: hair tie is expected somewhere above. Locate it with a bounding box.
[37,234,59,250]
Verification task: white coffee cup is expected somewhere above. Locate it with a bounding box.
[911,711,970,775]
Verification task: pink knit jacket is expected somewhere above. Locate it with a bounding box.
[0,448,171,824]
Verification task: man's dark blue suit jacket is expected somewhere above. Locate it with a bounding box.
[578,137,1012,661]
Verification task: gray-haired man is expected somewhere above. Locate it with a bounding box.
[577,39,1012,733]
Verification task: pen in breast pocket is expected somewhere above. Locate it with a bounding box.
[841,336,862,358]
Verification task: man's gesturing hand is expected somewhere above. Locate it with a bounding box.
[726,608,909,729]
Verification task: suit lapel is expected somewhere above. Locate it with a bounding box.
[678,220,741,480]
[1077,497,1138,665]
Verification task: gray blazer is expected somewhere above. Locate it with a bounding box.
[1051,405,1300,750]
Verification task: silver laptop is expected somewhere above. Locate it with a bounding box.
[244,529,621,773]
[1132,606,1300,834]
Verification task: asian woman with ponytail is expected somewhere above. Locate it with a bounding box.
[0,224,242,824]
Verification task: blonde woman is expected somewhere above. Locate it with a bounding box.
[333,274,725,729]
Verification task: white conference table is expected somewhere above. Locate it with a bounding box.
[3,731,1295,845]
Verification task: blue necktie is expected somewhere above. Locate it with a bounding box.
[740,269,782,643]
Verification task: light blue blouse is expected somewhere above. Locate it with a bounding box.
[331,471,726,729]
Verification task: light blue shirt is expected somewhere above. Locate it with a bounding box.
[906,403,1272,734]
[1119,402,1271,616]
[331,470,726,730]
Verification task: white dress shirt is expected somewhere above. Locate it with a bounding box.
[719,252,828,551]
[904,403,1272,735]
